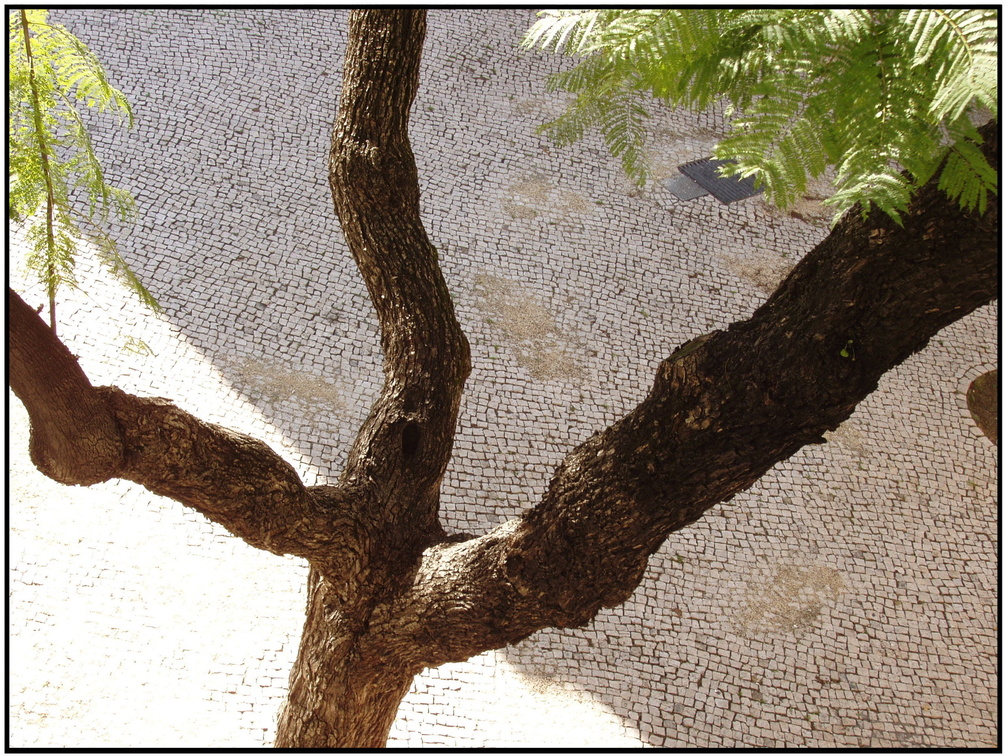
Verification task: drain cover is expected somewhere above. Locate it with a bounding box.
[678,158,764,204]
[661,173,710,201]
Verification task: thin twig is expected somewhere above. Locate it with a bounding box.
[19,10,59,335]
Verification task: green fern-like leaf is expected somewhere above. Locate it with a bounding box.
[904,9,999,121]
[80,213,162,312]
[939,136,998,215]
[598,93,650,184]
[522,10,604,55]
[10,8,153,330]
[24,206,80,292]
[523,8,999,222]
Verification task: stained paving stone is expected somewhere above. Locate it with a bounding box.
[8,8,998,750]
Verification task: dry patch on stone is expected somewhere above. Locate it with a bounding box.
[719,178,837,294]
[227,357,342,407]
[825,421,870,456]
[758,175,837,228]
[780,193,834,227]
[721,253,795,295]
[735,564,844,636]
[503,174,595,220]
[474,273,582,382]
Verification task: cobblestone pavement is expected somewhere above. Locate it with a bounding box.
[8,9,998,749]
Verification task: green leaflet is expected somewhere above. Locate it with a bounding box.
[9,9,156,333]
[522,8,999,223]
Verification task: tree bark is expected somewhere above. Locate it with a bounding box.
[374,124,999,665]
[8,288,122,484]
[278,10,476,743]
[274,568,416,748]
[7,290,370,574]
[7,7,999,749]
[326,8,471,566]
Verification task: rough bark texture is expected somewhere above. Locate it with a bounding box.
[8,289,122,484]
[364,122,999,666]
[7,8,998,749]
[276,10,474,744]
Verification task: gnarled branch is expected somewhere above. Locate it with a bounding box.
[369,121,999,670]
[8,287,363,571]
[328,9,471,567]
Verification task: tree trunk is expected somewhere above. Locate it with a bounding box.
[7,8,998,750]
[274,568,416,748]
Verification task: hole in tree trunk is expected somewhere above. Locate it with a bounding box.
[401,421,420,458]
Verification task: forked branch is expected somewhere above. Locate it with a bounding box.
[371,121,999,671]
[328,9,471,552]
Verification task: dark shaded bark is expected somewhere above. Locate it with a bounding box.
[7,8,999,749]
[361,137,999,668]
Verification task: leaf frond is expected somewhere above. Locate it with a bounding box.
[9,8,151,323]
[524,8,1000,221]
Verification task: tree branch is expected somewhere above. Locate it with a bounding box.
[328,10,471,560]
[372,122,999,669]
[9,287,122,483]
[8,9,470,613]
[8,288,364,572]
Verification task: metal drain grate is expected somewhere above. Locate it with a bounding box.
[661,173,710,201]
[678,158,764,204]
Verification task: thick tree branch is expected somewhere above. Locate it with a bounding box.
[276,14,480,742]
[277,567,417,747]
[8,288,364,571]
[328,9,470,568]
[9,288,122,483]
[371,123,999,670]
